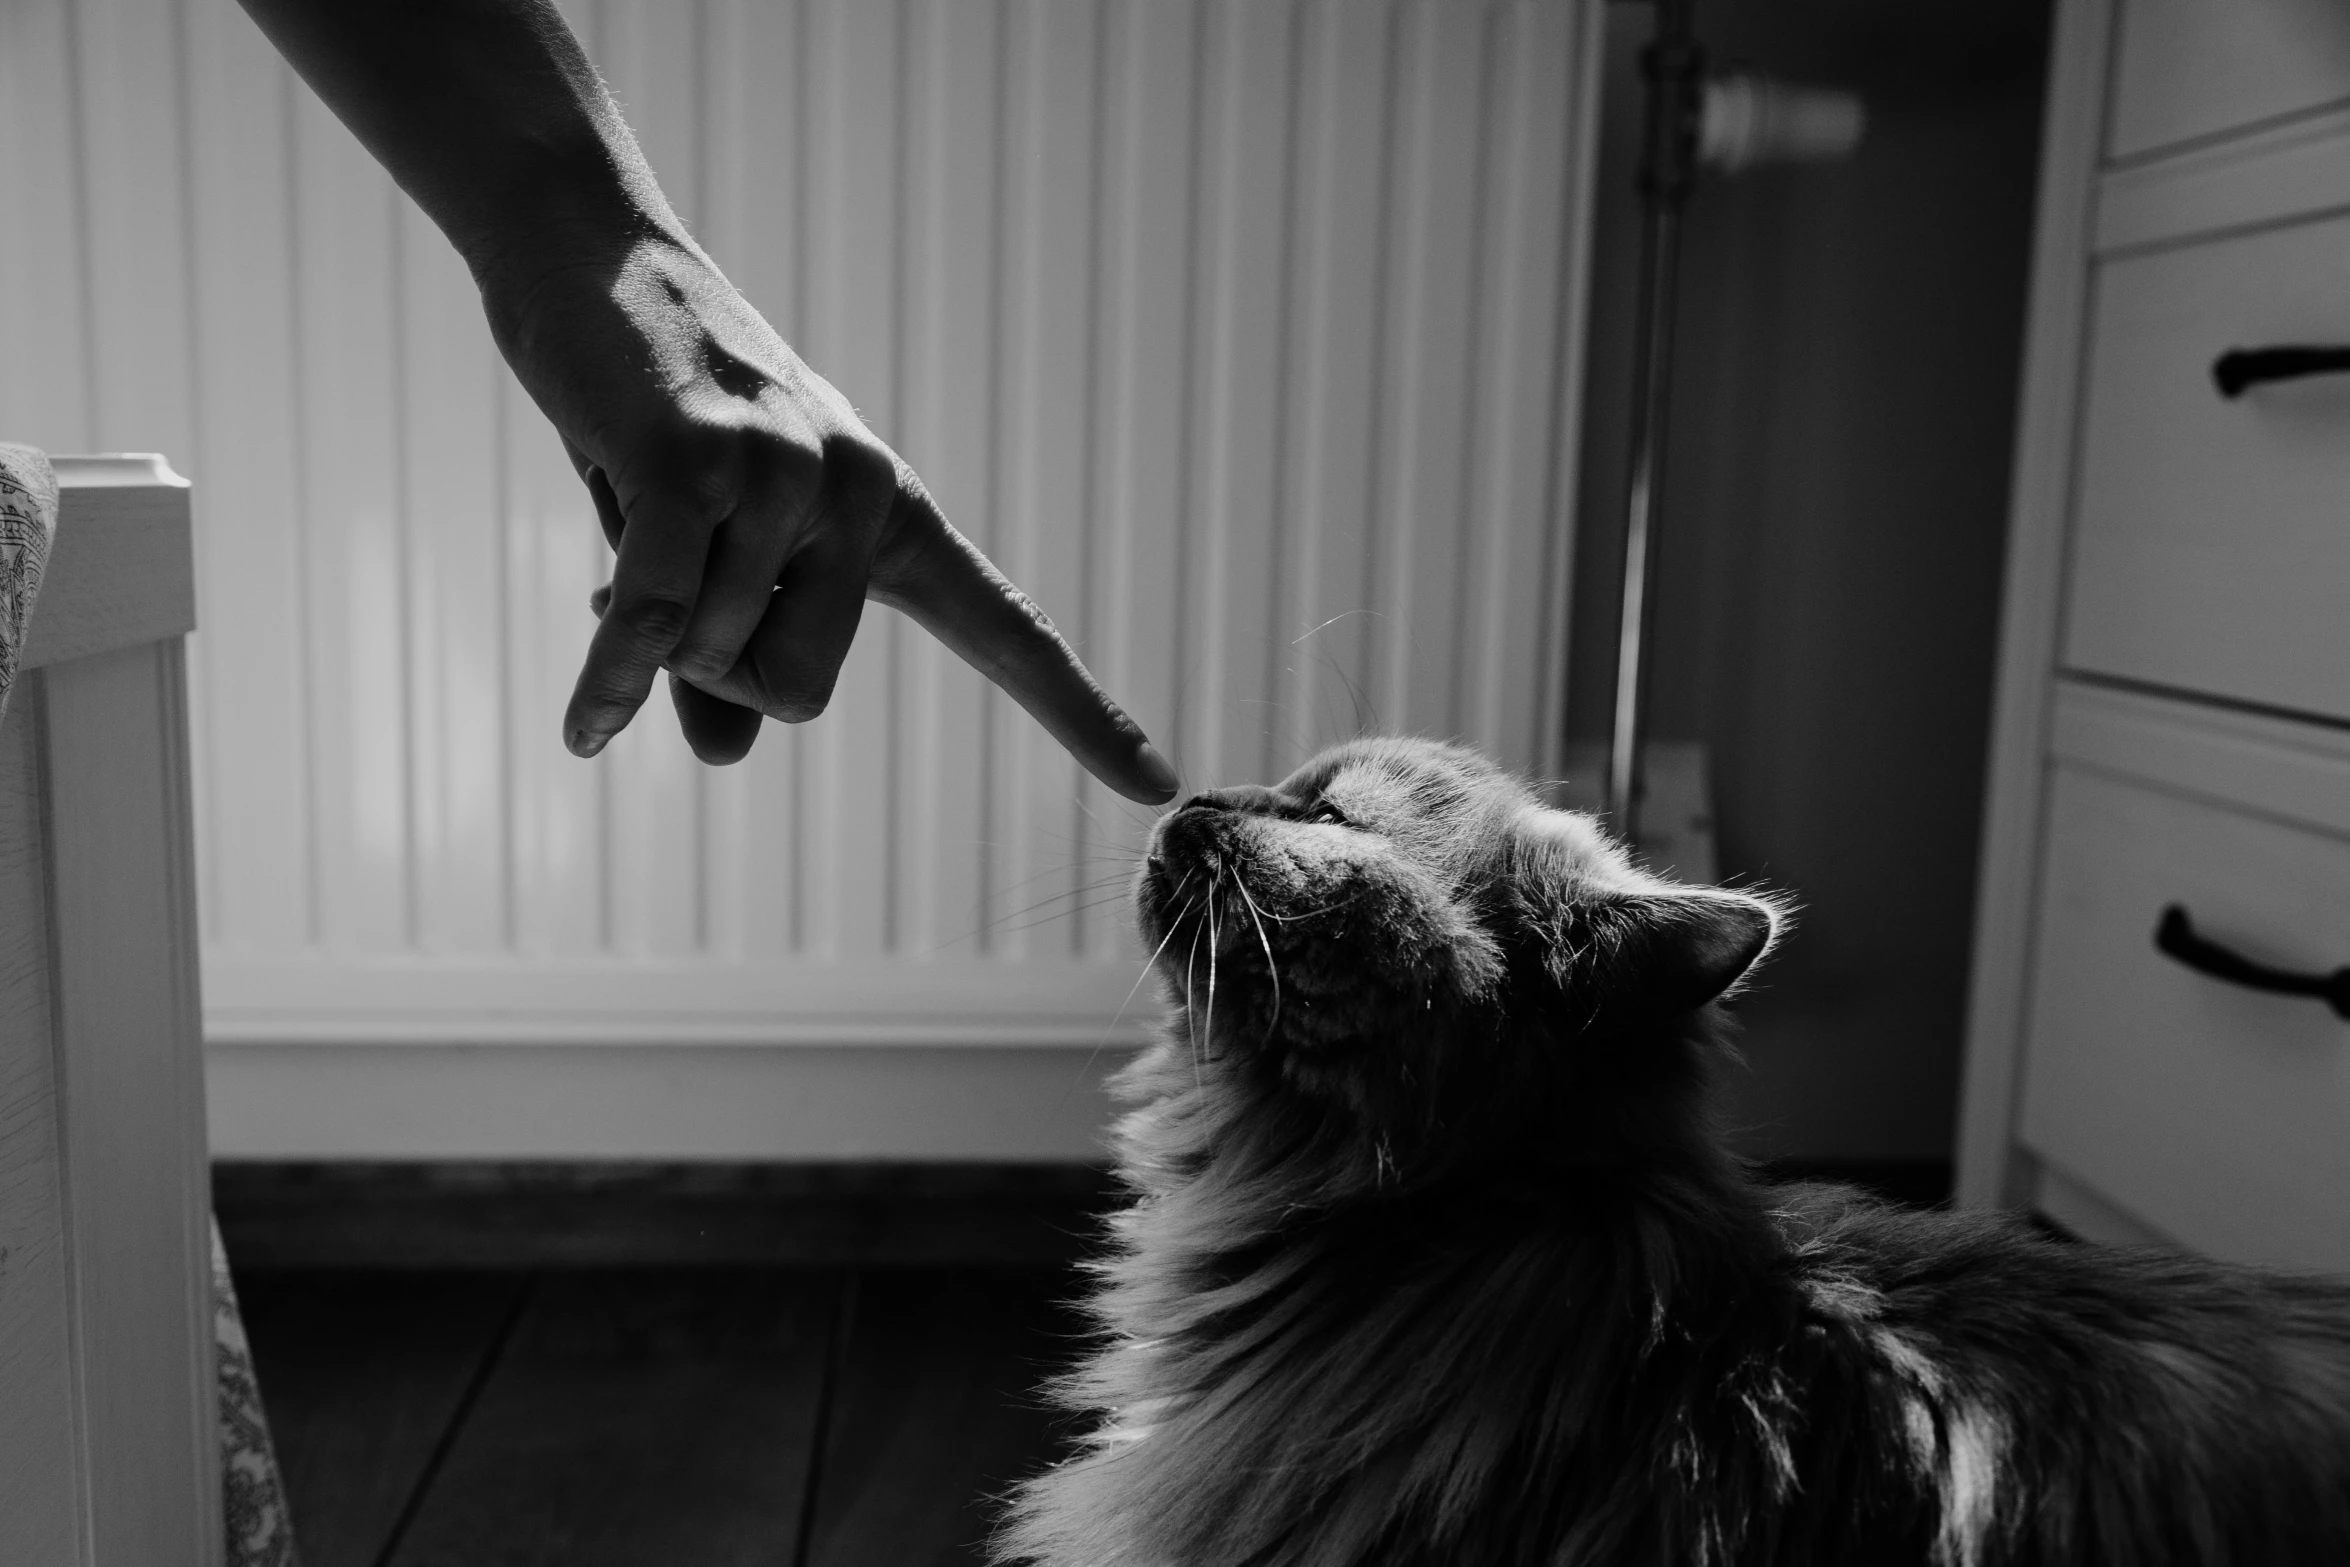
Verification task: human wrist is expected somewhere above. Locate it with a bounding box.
[453,136,685,290]
[461,158,716,371]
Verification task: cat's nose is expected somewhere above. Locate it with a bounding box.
[1182,785,1283,815]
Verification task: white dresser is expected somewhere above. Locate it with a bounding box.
[1957,0,2350,1270]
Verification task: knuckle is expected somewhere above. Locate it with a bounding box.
[641,422,747,516]
[668,641,737,683]
[822,434,902,521]
[1001,583,1060,642]
[754,653,841,725]
[758,433,825,498]
[612,591,696,648]
[823,435,898,509]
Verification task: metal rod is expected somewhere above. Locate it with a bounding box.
[1607,0,1703,834]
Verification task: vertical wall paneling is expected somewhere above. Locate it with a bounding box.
[0,0,1603,1111]
[72,0,217,957]
[0,0,96,453]
[184,0,312,957]
[290,81,415,955]
[401,196,512,955]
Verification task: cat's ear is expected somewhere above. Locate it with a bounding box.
[1508,809,1785,1016]
[1595,888,1782,1018]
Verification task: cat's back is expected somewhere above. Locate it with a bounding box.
[1764,1180,2350,1564]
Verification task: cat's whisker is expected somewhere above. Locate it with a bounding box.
[1069,792,1165,848]
[1250,893,1366,923]
[1022,826,1151,867]
[1053,874,1201,1121]
[923,852,1149,953]
[1287,607,1380,647]
[1121,887,1192,1019]
[1203,879,1222,1067]
[1236,878,1282,1046]
[958,872,1143,938]
[1183,912,1206,1090]
[949,841,1142,888]
[986,855,1147,900]
[1311,639,1377,735]
[984,890,1144,942]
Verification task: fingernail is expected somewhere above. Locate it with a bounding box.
[1136,743,1179,800]
[570,727,607,758]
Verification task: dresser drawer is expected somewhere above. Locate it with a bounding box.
[2066,214,2350,725]
[2018,691,2350,1271]
[2110,0,2350,161]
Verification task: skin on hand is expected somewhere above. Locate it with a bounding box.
[237,0,1178,804]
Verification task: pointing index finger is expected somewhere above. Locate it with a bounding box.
[871,493,1178,805]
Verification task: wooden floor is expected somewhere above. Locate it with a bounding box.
[220,1158,1950,1567]
[234,1263,1079,1567]
[219,1163,1114,1567]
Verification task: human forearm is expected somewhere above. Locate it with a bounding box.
[235,0,679,282]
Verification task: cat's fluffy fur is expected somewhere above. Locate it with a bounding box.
[997,737,2350,1567]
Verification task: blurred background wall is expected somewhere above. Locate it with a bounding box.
[1570,0,2051,1162]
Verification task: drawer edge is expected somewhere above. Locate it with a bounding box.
[2098,102,2350,256]
[2050,681,2350,837]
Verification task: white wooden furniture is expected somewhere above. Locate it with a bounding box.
[1958,0,2350,1270]
[0,456,220,1566]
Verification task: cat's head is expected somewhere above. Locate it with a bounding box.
[1135,736,1783,1173]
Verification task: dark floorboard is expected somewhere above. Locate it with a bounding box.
[805,1270,1082,1567]
[214,1163,1114,1270]
[384,1269,836,1567]
[235,1272,527,1567]
[233,1264,1082,1567]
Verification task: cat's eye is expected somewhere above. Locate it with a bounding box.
[1303,801,1352,827]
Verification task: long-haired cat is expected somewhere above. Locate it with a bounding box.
[998,737,2350,1567]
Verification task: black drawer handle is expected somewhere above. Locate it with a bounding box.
[2154,905,2350,1020]
[2211,346,2350,398]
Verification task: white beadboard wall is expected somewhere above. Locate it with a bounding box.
[0,0,1602,1157]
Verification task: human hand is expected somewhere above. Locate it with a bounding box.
[482,228,1178,802]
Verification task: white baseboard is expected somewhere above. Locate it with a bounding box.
[206,1042,1142,1162]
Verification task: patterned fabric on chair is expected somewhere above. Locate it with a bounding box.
[215,1219,300,1567]
[0,442,55,731]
